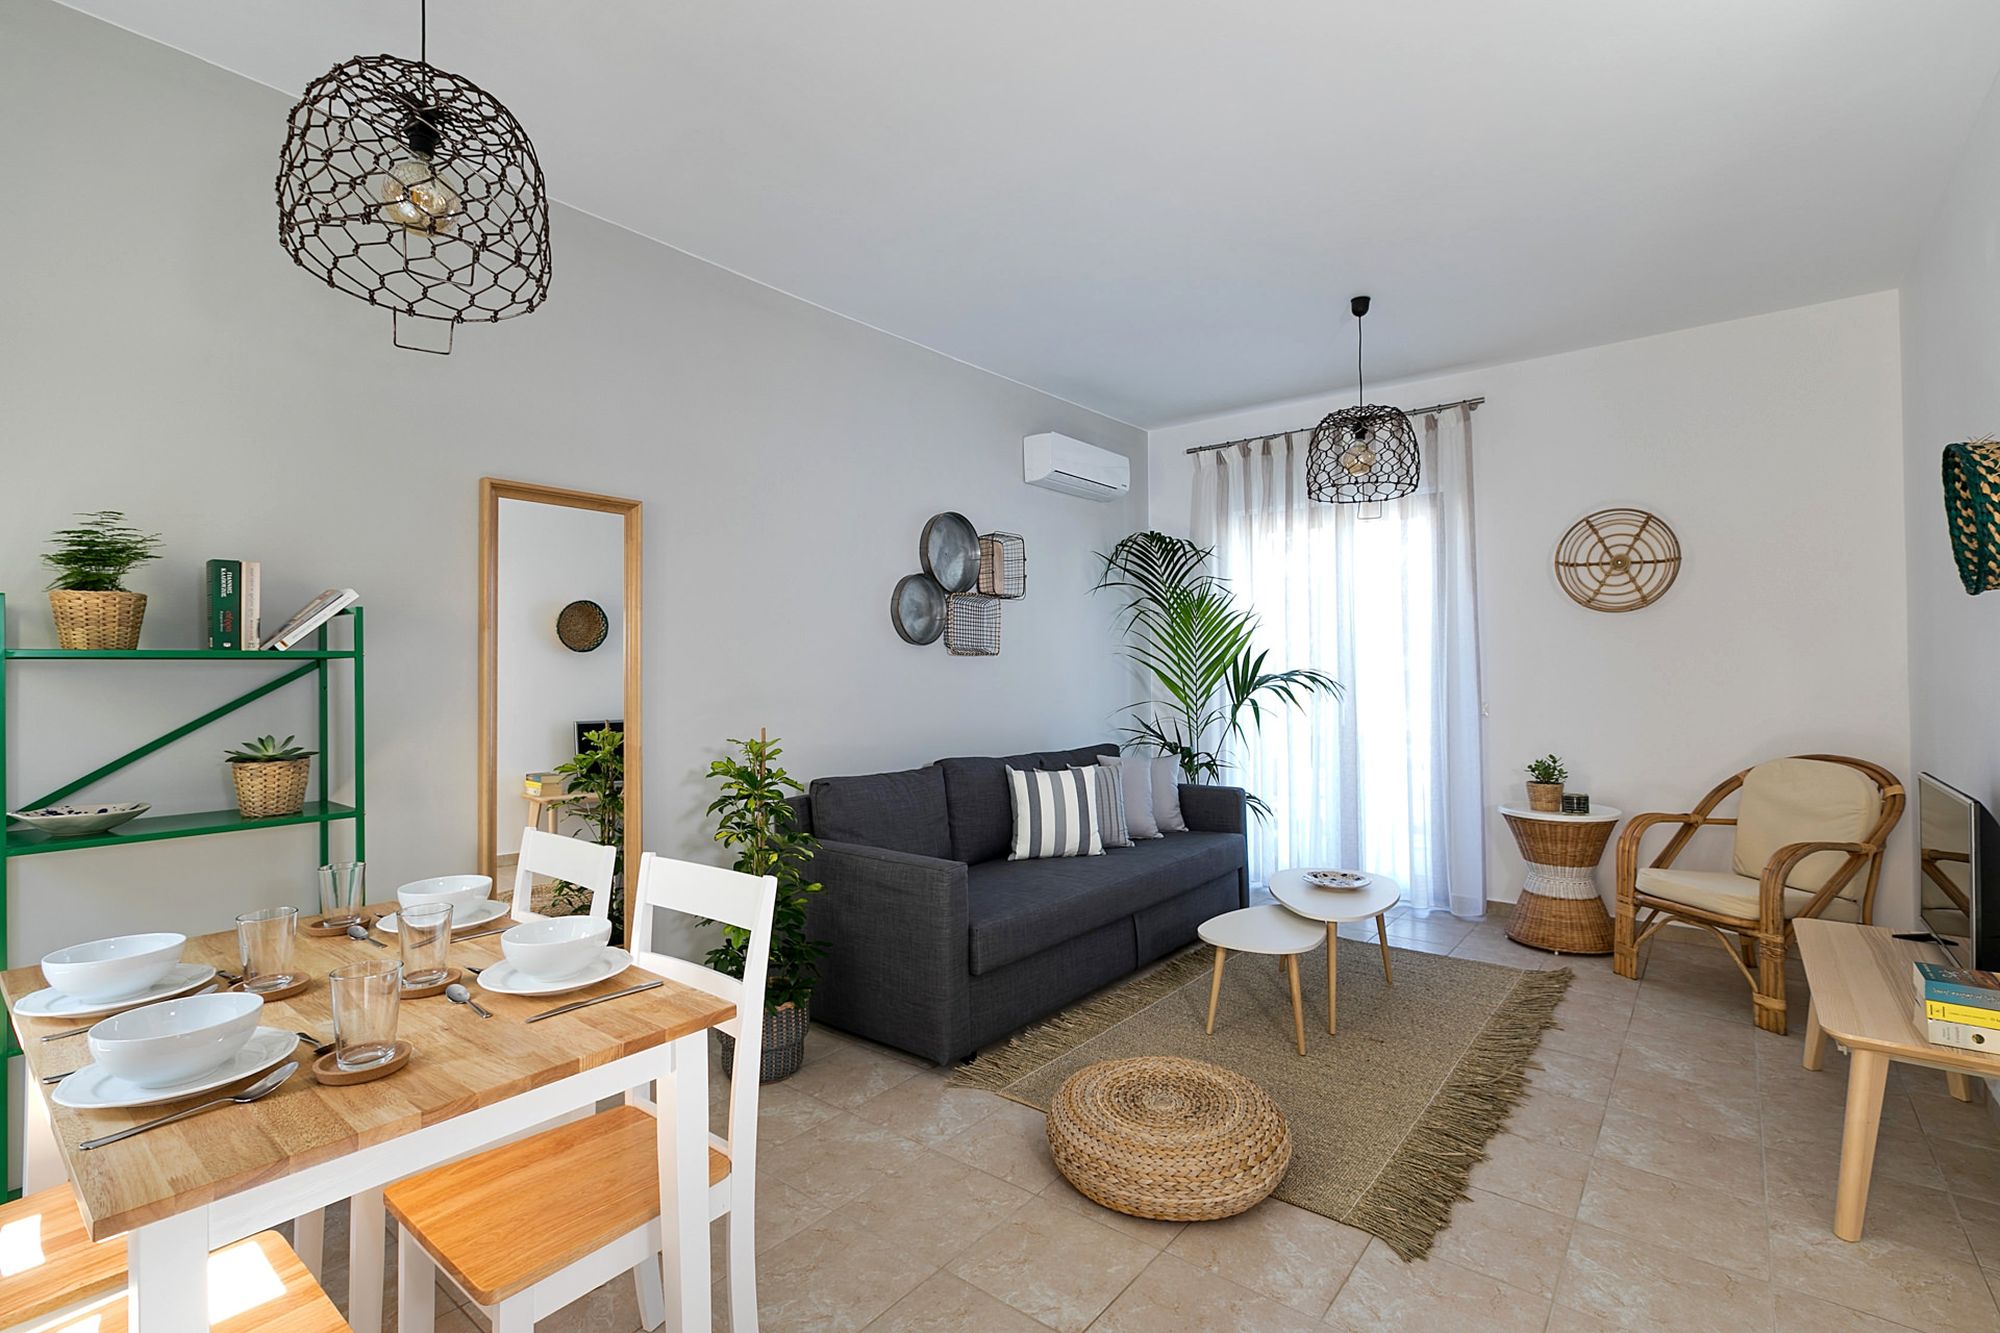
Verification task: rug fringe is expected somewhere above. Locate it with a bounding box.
[1343,966,1574,1261]
[950,946,1216,1091]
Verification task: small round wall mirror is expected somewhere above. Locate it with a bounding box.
[556,599,610,651]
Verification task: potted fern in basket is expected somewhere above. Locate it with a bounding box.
[704,730,825,1083]
[42,511,162,650]
[226,734,315,819]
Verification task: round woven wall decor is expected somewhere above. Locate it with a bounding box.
[1943,439,2000,594]
[1554,508,1682,612]
[555,600,609,652]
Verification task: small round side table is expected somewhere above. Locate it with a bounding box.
[1498,805,1621,955]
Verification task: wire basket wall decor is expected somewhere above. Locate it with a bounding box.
[978,532,1027,599]
[276,53,553,353]
[945,593,1002,656]
[1554,507,1682,612]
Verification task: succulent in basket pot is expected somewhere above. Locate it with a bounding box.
[226,734,316,820]
[1524,754,1568,813]
[42,511,162,650]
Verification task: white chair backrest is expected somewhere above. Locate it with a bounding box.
[630,852,777,1167]
[510,827,618,922]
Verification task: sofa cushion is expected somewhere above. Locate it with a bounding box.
[809,766,952,861]
[967,830,1245,975]
[1635,867,1863,923]
[938,745,1118,864]
[1006,767,1103,860]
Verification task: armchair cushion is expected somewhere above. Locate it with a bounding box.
[1732,758,1881,897]
[1636,867,1862,923]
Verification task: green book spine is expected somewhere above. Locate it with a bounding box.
[205,558,242,650]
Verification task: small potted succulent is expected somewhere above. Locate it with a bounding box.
[226,734,316,819]
[42,511,162,650]
[1524,754,1568,813]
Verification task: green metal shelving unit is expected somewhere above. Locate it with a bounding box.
[0,593,364,1198]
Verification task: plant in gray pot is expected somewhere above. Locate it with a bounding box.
[704,730,826,1082]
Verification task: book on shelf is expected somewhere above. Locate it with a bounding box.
[1911,960,2000,1011]
[1924,1005,2000,1054]
[242,560,261,651]
[204,559,242,650]
[264,589,358,653]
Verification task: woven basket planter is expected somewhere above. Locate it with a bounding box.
[1944,439,2000,594]
[48,589,147,650]
[718,1001,810,1083]
[1524,782,1563,813]
[1046,1056,1291,1221]
[231,758,312,819]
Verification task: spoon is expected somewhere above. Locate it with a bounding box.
[294,1031,336,1057]
[79,1061,298,1151]
[444,983,492,1019]
[346,925,388,949]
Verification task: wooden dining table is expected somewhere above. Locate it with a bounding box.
[2,917,734,1333]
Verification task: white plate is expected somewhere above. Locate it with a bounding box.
[52,1026,298,1109]
[477,947,633,997]
[13,963,219,1020]
[377,897,509,933]
[1304,870,1372,890]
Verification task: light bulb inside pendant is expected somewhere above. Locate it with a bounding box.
[378,157,461,234]
[1339,442,1378,476]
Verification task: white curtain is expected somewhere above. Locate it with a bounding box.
[1192,406,1486,917]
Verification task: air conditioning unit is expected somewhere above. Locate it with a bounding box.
[1023,432,1130,501]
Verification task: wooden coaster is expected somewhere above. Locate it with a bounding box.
[302,907,382,937]
[311,1041,412,1086]
[229,974,312,1001]
[399,966,462,1000]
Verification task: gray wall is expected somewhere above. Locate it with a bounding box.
[0,1,1147,970]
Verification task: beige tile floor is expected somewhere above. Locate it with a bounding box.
[315,903,2000,1331]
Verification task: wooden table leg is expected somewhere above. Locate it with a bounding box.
[658,1031,712,1332]
[1376,913,1394,986]
[1834,1048,1890,1241]
[1206,947,1227,1034]
[348,1185,385,1333]
[1803,1000,1826,1072]
[1947,1070,1979,1103]
[127,1205,208,1333]
[1326,924,1338,1036]
[1285,953,1306,1056]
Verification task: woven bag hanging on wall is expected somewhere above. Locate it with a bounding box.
[1943,439,2000,594]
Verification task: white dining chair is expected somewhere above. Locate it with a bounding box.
[509,826,617,922]
[385,852,776,1332]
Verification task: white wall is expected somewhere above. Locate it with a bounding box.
[492,501,626,857]
[1150,294,1913,916]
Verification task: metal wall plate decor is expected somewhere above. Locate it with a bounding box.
[1554,508,1682,612]
[978,532,1027,599]
[921,512,981,593]
[891,574,947,645]
[944,593,1002,656]
[556,599,609,652]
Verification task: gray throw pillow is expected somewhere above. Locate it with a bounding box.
[1099,754,1162,839]
[1151,754,1189,833]
[1072,764,1133,847]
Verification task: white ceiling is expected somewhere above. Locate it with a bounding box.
[57,0,2000,426]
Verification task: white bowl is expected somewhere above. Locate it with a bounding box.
[41,933,187,1002]
[502,917,612,980]
[395,874,494,917]
[87,992,264,1088]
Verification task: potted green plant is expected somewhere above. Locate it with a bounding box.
[704,730,826,1082]
[545,727,626,939]
[1524,754,1568,812]
[225,734,316,819]
[42,511,162,650]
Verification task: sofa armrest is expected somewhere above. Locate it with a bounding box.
[1180,784,1248,836]
[802,840,971,1065]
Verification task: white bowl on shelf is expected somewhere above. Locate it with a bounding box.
[395,874,493,917]
[7,802,151,838]
[502,917,612,981]
[40,933,187,1002]
[87,992,264,1088]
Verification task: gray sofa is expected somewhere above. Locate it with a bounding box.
[793,743,1248,1065]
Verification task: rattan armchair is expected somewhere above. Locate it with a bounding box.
[1613,755,1904,1035]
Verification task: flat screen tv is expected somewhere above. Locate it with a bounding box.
[1917,773,2000,971]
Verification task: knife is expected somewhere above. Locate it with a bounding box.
[524,980,662,1023]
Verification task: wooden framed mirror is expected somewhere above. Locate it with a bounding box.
[478,478,643,942]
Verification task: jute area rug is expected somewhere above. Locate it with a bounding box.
[952,938,1570,1259]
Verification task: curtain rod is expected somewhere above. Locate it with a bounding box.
[1183,396,1485,456]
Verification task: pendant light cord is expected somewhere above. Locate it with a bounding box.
[420,0,427,64]
[1356,311,1364,405]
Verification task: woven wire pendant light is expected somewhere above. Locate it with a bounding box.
[276,0,551,354]
[1305,296,1420,504]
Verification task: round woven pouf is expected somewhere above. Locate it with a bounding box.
[1045,1056,1291,1222]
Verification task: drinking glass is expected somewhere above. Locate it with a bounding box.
[235,906,301,993]
[397,901,454,988]
[317,861,367,928]
[329,958,402,1071]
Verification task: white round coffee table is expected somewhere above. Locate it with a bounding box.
[1269,869,1402,1035]
[1197,904,1325,1056]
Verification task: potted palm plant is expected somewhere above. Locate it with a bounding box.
[42,511,162,650]
[225,734,315,819]
[704,730,825,1082]
[1524,754,1568,812]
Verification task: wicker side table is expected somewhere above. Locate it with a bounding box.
[1499,805,1622,954]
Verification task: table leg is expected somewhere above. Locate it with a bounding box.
[1834,1048,1890,1242]
[1947,1070,1979,1103]
[127,1205,207,1333]
[1206,947,1227,1034]
[1376,913,1394,986]
[657,1030,712,1332]
[292,1207,325,1282]
[1285,954,1306,1056]
[1802,1000,1827,1072]
[348,1186,385,1333]
[1326,924,1338,1036]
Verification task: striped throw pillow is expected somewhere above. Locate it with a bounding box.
[1072,764,1133,848]
[1006,767,1103,860]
